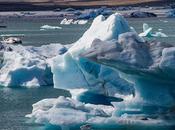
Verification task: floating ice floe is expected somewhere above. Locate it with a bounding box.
[0,43,68,87]
[26,96,114,126]
[139,23,168,37]
[60,18,73,25]
[40,25,62,30]
[60,18,88,25]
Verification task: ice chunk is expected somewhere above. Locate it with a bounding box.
[139,23,168,38]
[60,18,73,25]
[40,25,62,30]
[0,43,67,87]
[52,13,134,99]
[81,32,175,107]
[26,96,172,128]
[60,18,88,25]
[26,96,114,126]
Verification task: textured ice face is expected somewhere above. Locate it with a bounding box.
[51,13,134,99]
[81,32,175,106]
[26,96,114,125]
[0,43,67,87]
[26,96,174,128]
[81,32,175,80]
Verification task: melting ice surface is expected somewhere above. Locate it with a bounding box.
[27,13,175,129]
[139,23,168,38]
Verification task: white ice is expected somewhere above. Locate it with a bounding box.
[26,96,114,125]
[40,25,62,30]
[139,23,168,38]
[60,18,88,25]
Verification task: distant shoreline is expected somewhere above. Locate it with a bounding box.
[0,1,174,11]
[0,7,171,21]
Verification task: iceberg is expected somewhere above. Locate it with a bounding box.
[72,20,88,25]
[52,13,134,100]
[40,25,62,30]
[60,18,74,25]
[26,96,114,126]
[27,13,175,129]
[0,43,67,87]
[60,18,88,25]
[81,32,175,112]
[139,23,168,38]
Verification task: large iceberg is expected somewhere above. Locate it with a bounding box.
[27,13,175,129]
[82,32,175,112]
[0,43,67,87]
[52,13,134,99]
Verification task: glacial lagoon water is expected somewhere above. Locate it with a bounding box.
[0,18,175,46]
[0,18,175,130]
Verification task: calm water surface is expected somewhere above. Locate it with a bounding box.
[0,18,175,46]
[0,17,175,130]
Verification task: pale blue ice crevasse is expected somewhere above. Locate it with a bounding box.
[51,13,135,100]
